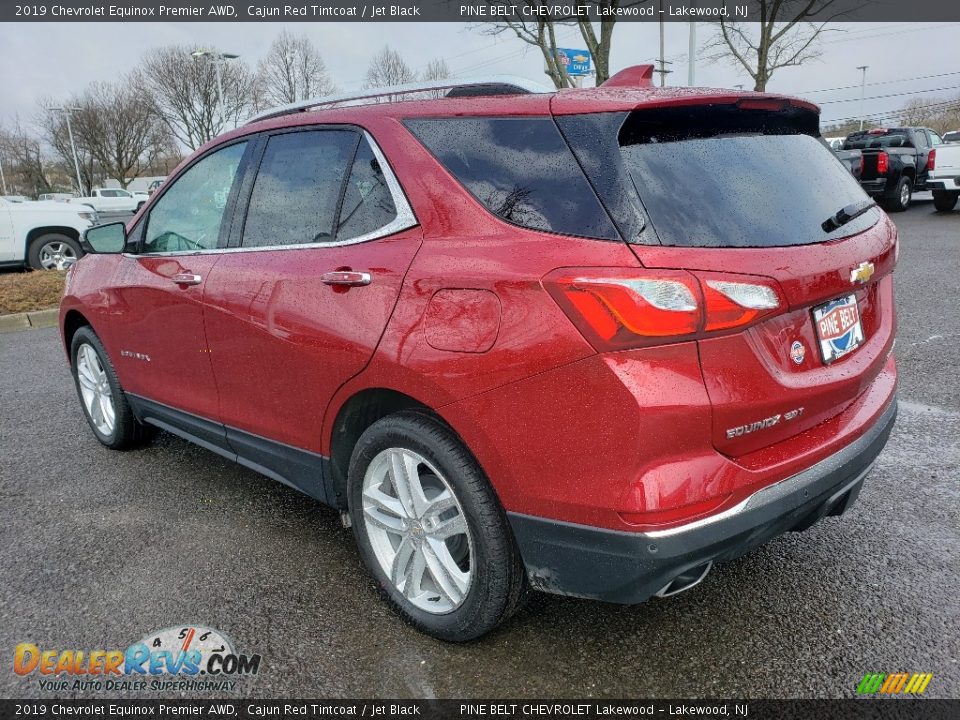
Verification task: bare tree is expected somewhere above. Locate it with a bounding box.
[364,46,417,89]
[258,30,336,106]
[480,1,652,89]
[0,120,53,197]
[53,81,167,189]
[140,44,257,151]
[899,96,960,135]
[705,1,849,92]
[420,58,452,98]
[38,104,100,194]
[422,58,451,83]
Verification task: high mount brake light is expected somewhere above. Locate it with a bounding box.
[544,269,784,351]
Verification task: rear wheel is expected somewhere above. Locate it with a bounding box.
[933,191,958,212]
[886,176,913,212]
[70,326,154,450]
[348,411,526,641]
[27,233,82,270]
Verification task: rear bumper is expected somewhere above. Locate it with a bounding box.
[927,176,960,191]
[508,396,897,604]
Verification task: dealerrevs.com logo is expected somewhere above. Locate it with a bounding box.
[13,625,261,692]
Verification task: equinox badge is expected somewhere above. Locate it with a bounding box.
[726,407,805,439]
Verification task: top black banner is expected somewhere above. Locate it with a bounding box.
[3,0,960,23]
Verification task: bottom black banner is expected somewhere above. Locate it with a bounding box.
[0,700,957,720]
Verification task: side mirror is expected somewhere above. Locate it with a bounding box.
[82,222,126,254]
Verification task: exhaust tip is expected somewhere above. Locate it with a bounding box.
[655,561,713,598]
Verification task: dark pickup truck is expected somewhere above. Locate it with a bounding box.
[841,127,943,211]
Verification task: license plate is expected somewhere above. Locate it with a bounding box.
[813,294,864,364]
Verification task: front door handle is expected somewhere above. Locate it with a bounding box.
[321,271,372,287]
[172,272,203,286]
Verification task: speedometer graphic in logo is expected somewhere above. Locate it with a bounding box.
[139,625,235,667]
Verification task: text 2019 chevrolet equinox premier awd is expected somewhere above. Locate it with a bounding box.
[60,66,897,641]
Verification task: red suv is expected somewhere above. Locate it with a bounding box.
[60,66,898,641]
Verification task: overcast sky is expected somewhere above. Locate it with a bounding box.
[2,21,959,131]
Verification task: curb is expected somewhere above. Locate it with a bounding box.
[0,308,59,333]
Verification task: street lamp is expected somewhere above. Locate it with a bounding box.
[857,65,869,131]
[51,106,85,197]
[191,49,241,122]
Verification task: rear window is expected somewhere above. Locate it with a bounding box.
[405,117,618,240]
[559,106,878,249]
[843,130,912,149]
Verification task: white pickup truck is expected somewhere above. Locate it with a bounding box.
[0,198,97,270]
[68,187,146,214]
[930,142,960,212]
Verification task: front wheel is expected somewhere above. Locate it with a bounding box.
[933,191,959,212]
[886,176,913,212]
[28,233,82,270]
[71,326,155,450]
[348,412,527,641]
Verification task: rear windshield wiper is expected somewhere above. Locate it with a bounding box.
[822,199,876,232]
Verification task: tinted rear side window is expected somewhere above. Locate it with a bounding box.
[243,130,358,248]
[562,106,878,249]
[405,117,618,240]
[336,140,397,241]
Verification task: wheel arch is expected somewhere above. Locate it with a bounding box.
[62,309,93,362]
[326,387,442,508]
[24,226,82,259]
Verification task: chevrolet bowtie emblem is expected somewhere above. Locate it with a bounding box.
[850,261,875,284]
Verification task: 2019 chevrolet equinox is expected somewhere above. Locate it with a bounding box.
[60,66,898,641]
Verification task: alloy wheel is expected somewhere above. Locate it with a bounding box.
[38,241,78,270]
[76,343,116,435]
[361,447,473,614]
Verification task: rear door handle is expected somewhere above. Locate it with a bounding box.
[321,271,372,287]
[172,273,203,286]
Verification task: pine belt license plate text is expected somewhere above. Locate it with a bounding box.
[813,294,865,364]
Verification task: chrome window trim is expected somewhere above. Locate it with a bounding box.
[126,131,417,259]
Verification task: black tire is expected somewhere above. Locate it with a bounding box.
[27,233,82,271]
[136,202,145,212]
[933,191,959,212]
[886,176,913,212]
[348,411,527,642]
[70,326,155,450]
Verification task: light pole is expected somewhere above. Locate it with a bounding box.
[52,106,85,196]
[688,1,697,87]
[191,49,241,125]
[857,65,869,131]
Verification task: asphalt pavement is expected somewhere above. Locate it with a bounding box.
[0,199,957,699]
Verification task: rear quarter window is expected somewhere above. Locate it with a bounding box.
[404,117,618,241]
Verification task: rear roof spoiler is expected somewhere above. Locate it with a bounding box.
[602,65,655,89]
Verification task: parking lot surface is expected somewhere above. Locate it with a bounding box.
[1,201,958,699]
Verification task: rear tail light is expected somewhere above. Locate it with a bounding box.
[701,279,780,332]
[543,268,784,350]
[877,151,889,174]
[927,149,936,171]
